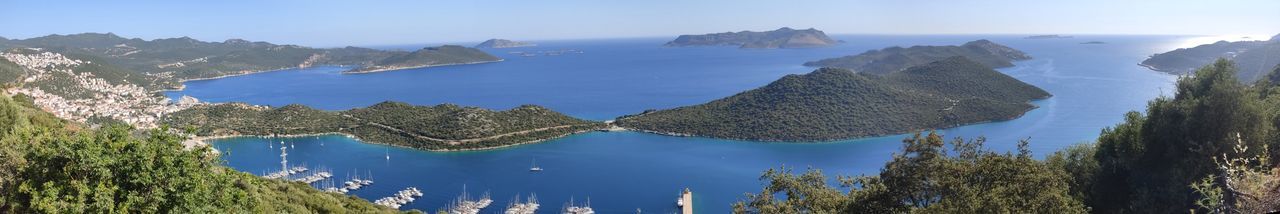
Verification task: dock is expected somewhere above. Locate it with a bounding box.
[373,187,423,209]
[679,188,693,214]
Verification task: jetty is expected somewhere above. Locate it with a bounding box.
[446,187,493,214]
[373,187,424,209]
[678,188,693,214]
[504,194,540,214]
[292,167,332,184]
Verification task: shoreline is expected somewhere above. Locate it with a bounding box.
[183,127,604,152]
[341,59,503,74]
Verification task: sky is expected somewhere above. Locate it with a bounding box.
[2,0,1278,47]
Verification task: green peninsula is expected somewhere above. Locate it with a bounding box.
[616,57,1050,141]
[163,101,606,151]
[0,33,501,88]
[803,40,1030,74]
[1140,34,1280,82]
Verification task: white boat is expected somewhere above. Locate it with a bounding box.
[529,158,543,172]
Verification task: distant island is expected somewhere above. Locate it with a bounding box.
[1080,41,1107,45]
[1140,34,1280,82]
[803,40,1031,74]
[1025,35,1074,39]
[344,45,502,74]
[475,39,536,48]
[164,101,606,151]
[664,27,839,49]
[616,57,1051,141]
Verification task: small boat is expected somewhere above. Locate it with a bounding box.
[529,158,543,172]
[385,149,390,160]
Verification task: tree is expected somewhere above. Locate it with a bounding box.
[734,132,1086,213]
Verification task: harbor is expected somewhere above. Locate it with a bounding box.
[216,134,716,213]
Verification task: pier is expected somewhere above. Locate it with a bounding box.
[447,187,493,214]
[373,187,424,209]
[504,194,539,214]
[679,188,693,214]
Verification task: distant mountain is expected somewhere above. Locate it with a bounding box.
[1081,41,1107,45]
[0,33,501,88]
[1141,37,1280,82]
[345,45,502,74]
[664,27,839,49]
[616,57,1050,141]
[474,39,535,48]
[803,40,1031,74]
[1025,35,1073,39]
[163,101,605,151]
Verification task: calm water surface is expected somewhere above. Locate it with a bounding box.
[172,35,1193,212]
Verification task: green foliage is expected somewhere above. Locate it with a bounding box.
[803,40,1031,74]
[0,95,399,213]
[733,132,1086,213]
[0,57,26,87]
[1142,40,1280,82]
[163,101,604,151]
[1059,59,1280,213]
[618,57,1049,141]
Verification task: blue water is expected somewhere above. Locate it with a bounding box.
[173,35,1192,213]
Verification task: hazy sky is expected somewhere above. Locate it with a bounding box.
[2,0,1277,47]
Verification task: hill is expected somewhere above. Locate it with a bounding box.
[0,94,402,213]
[163,101,605,151]
[803,40,1031,74]
[664,27,839,49]
[474,39,536,48]
[616,57,1049,141]
[1140,35,1280,82]
[345,45,502,74]
[1,33,501,87]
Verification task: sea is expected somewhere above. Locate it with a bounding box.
[167,35,1204,213]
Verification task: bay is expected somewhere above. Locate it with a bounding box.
[171,35,1189,213]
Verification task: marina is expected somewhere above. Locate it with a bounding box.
[373,187,425,209]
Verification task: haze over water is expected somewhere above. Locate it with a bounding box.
[173,35,1189,212]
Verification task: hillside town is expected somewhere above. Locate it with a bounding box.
[2,48,202,128]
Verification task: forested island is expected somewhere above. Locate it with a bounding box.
[1140,34,1280,82]
[664,27,839,49]
[163,101,606,151]
[616,57,1050,141]
[803,40,1031,74]
[474,39,536,48]
[343,45,502,74]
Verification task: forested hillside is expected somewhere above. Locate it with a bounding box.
[803,40,1031,74]
[732,59,1280,213]
[0,94,405,213]
[617,57,1049,141]
[164,101,605,151]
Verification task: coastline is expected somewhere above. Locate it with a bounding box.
[341,59,504,74]
[617,102,1046,143]
[183,126,605,152]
